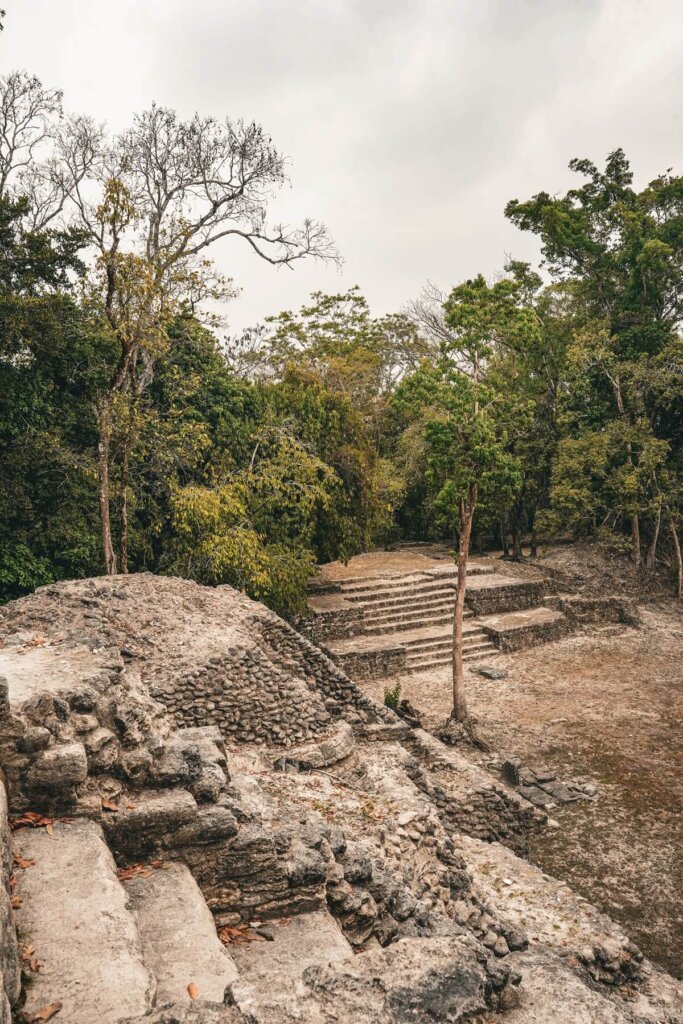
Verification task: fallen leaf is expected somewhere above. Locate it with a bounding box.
[33,1002,62,1021]
[218,925,265,946]
[29,957,40,972]
[101,797,119,813]
[11,895,22,909]
[115,862,161,882]
[14,855,35,870]
[187,982,199,1000]
[45,823,53,838]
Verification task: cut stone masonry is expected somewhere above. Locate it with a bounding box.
[304,546,638,681]
[0,572,678,1024]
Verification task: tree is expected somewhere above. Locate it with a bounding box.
[393,273,533,725]
[164,426,336,616]
[231,289,425,556]
[506,150,683,567]
[0,72,339,574]
[0,196,100,599]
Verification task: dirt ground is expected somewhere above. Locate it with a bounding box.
[361,605,683,978]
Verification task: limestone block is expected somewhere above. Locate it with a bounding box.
[27,741,88,789]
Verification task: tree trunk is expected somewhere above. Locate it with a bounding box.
[118,395,137,574]
[511,523,523,560]
[670,521,682,600]
[97,398,117,576]
[500,516,509,557]
[119,436,130,574]
[644,504,661,572]
[631,514,642,569]
[452,482,477,723]
[610,373,642,570]
[530,515,538,558]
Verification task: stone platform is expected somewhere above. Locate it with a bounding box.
[304,547,575,681]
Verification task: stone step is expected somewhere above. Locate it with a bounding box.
[358,593,454,614]
[362,601,455,627]
[337,563,493,596]
[401,630,486,652]
[362,598,466,620]
[340,580,451,600]
[404,642,488,664]
[13,819,154,1024]
[340,571,452,594]
[230,909,352,985]
[343,582,456,606]
[345,587,456,612]
[362,614,455,636]
[404,645,499,674]
[405,639,497,664]
[124,861,238,1007]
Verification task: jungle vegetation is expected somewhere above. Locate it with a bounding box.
[1,70,682,639]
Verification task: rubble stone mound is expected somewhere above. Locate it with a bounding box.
[0,573,680,1024]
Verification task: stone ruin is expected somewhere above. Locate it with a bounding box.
[302,545,640,681]
[0,573,679,1024]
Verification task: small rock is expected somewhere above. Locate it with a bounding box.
[474,666,508,680]
[501,759,521,787]
[17,727,52,754]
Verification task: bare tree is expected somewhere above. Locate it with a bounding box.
[404,281,453,346]
[0,71,62,200]
[0,74,339,573]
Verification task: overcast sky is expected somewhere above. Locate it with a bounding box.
[3,0,683,331]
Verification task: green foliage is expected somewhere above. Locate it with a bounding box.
[383,681,402,709]
[2,143,682,608]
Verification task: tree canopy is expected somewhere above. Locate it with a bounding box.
[0,66,681,617]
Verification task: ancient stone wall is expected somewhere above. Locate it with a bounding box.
[299,601,365,644]
[255,611,399,729]
[321,644,406,682]
[403,731,544,857]
[0,781,19,1024]
[149,646,333,747]
[551,595,641,628]
[466,580,544,616]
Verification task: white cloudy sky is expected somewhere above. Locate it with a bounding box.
[3,0,683,330]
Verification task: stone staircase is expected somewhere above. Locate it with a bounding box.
[339,568,478,638]
[310,561,575,679]
[13,818,353,1024]
[318,564,503,675]
[400,624,497,674]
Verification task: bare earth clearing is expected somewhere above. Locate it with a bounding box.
[362,604,683,977]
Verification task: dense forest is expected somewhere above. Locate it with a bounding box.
[1,71,682,614]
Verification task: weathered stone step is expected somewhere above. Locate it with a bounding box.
[401,629,486,652]
[362,601,455,627]
[339,569,456,593]
[13,819,154,1024]
[404,645,489,667]
[230,909,352,985]
[339,581,452,601]
[359,600,456,622]
[405,641,497,669]
[479,607,570,652]
[345,586,456,611]
[338,562,492,596]
[124,861,238,1007]
[363,615,454,636]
